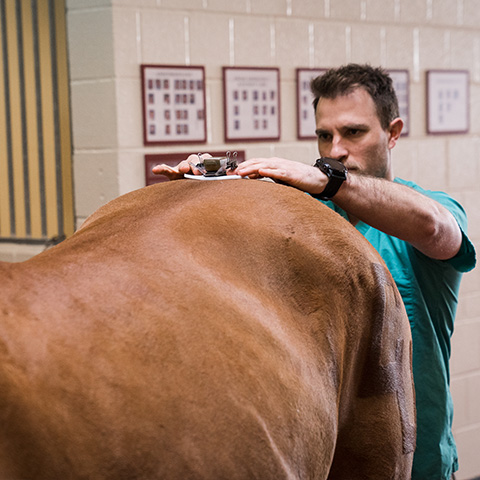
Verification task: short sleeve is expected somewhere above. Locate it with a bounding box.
[402,182,476,273]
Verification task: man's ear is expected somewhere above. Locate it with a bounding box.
[387,117,404,149]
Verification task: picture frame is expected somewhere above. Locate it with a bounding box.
[426,69,469,134]
[387,69,410,136]
[140,64,207,145]
[296,68,326,140]
[223,67,280,142]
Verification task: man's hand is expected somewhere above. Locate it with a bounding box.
[152,155,329,197]
[234,157,328,195]
[152,154,211,180]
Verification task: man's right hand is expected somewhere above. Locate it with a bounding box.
[152,153,211,180]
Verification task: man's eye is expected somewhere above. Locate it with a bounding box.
[348,129,362,136]
[317,133,330,141]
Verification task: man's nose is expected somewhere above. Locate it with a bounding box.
[328,137,348,161]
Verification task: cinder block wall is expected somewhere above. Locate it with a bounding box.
[66,1,479,478]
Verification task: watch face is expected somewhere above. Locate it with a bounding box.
[315,157,347,177]
[322,157,345,172]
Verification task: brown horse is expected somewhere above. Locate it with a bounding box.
[0,179,415,479]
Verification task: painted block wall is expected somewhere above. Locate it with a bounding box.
[65,0,479,478]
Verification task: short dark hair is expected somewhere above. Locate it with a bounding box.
[310,64,399,130]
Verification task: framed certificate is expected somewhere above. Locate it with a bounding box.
[296,68,326,140]
[387,69,410,136]
[426,70,469,134]
[223,67,280,142]
[141,64,207,145]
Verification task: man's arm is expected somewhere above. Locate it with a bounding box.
[333,173,462,260]
[235,157,463,261]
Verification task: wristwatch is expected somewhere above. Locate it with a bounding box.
[311,157,348,200]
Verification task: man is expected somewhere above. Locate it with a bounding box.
[153,64,476,479]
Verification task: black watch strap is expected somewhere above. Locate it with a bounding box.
[311,157,347,200]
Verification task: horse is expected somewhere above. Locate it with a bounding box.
[0,178,415,479]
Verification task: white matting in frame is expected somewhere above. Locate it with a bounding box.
[387,69,410,136]
[141,64,207,145]
[223,67,280,142]
[296,68,326,140]
[427,70,469,134]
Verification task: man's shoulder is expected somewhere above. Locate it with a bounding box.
[393,177,446,198]
[393,178,466,222]
[394,178,475,272]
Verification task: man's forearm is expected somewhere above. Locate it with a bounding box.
[332,174,462,260]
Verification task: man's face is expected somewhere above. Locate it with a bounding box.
[315,87,398,181]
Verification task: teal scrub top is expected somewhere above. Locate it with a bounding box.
[321,178,476,480]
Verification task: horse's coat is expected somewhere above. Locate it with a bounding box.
[0,179,415,479]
